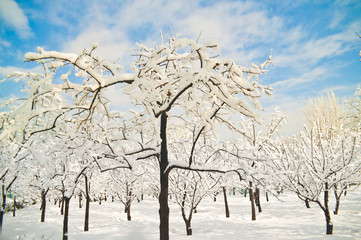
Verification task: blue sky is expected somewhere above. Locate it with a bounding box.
[0,0,360,135]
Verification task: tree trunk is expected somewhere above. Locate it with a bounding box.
[181,204,193,236]
[13,196,16,217]
[185,219,192,235]
[159,113,170,240]
[324,183,333,235]
[0,184,6,232]
[61,192,65,215]
[84,197,90,232]
[249,182,256,221]
[222,187,230,218]
[325,211,333,235]
[305,199,310,209]
[255,188,262,213]
[126,189,132,221]
[333,189,342,215]
[266,192,269,202]
[84,174,90,232]
[334,200,340,215]
[63,197,71,240]
[40,190,47,222]
[127,205,131,221]
[79,192,82,208]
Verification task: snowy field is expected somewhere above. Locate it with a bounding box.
[2,189,361,240]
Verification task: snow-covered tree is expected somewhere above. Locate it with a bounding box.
[0,141,19,232]
[347,86,361,132]
[2,35,272,240]
[110,166,145,221]
[304,90,345,137]
[276,124,361,235]
[303,90,361,213]
[169,168,220,235]
[228,108,287,220]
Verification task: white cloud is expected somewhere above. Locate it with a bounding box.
[273,32,353,69]
[58,0,285,68]
[103,85,133,112]
[0,0,32,38]
[0,37,10,47]
[273,67,327,88]
[61,27,134,66]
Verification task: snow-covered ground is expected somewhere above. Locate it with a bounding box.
[2,188,361,240]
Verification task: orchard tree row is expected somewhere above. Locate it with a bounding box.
[0,36,360,240]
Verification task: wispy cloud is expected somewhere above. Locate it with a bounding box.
[273,67,327,88]
[0,0,32,39]
[0,37,10,48]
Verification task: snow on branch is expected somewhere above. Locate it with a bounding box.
[24,46,135,90]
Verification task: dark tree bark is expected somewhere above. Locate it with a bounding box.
[84,175,90,232]
[0,184,6,232]
[333,186,345,215]
[222,187,230,218]
[266,192,269,202]
[305,199,310,209]
[13,196,16,217]
[180,191,193,236]
[159,113,170,240]
[323,183,333,235]
[40,189,49,222]
[249,182,256,221]
[184,218,192,236]
[255,188,262,213]
[127,205,131,221]
[334,197,340,215]
[61,191,65,215]
[79,192,82,209]
[63,197,71,240]
[126,189,132,221]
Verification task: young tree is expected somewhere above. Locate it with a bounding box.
[229,108,287,220]
[303,90,359,215]
[110,168,143,221]
[276,125,360,235]
[0,139,23,232]
[169,169,219,235]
